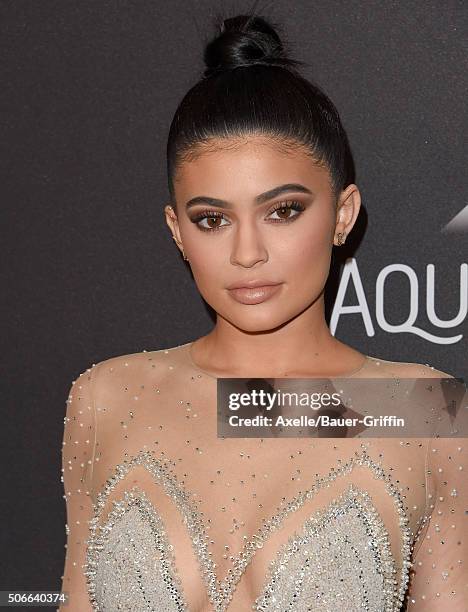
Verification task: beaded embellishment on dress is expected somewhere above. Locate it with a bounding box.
[85,488,187,611]
[84,449,412,612]
[254,485,397,612]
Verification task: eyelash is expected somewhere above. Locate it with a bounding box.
[190,200,306,233]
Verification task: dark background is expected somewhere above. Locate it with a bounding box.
[1,0,466,599]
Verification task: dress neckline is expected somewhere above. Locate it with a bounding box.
[181,340,372,380]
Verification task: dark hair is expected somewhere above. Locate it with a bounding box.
[166,14,355,207]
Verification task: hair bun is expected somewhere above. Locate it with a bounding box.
[203,14,301,78]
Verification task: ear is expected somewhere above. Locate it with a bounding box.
[164,204,184,253]
[333,184,361,246]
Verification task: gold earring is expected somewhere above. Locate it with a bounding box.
[336,232,346,246]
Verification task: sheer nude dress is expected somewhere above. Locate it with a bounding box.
[60,342,467,611]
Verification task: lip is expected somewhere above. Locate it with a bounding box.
[226,279,282,290]
[227,283,283,305]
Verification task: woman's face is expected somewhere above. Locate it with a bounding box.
[165,135,360,332]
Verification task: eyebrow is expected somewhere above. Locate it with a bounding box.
[184,183,314,210]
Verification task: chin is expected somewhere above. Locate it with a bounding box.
[219,305,301,334]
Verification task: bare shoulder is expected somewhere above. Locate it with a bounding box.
[365,356,454,379]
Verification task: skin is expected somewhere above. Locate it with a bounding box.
[165,134,364,378]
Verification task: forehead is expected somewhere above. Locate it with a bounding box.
[173,135,331,202]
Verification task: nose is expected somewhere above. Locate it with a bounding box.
[229,219,269,268]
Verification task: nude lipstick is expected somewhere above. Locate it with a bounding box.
[226,280,283,305]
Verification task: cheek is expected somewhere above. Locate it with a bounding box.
[191,266,220,295]
[180,224,224,282]
[276,217,333,278]
[188,248,225,299]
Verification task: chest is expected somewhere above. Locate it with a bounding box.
[89,433,428,611]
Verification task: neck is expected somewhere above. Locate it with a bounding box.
[189,296,364,378]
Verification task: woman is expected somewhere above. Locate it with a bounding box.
[60,14,467,611]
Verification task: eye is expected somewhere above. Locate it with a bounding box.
[191,211,229,232]
[268,200,305,222]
